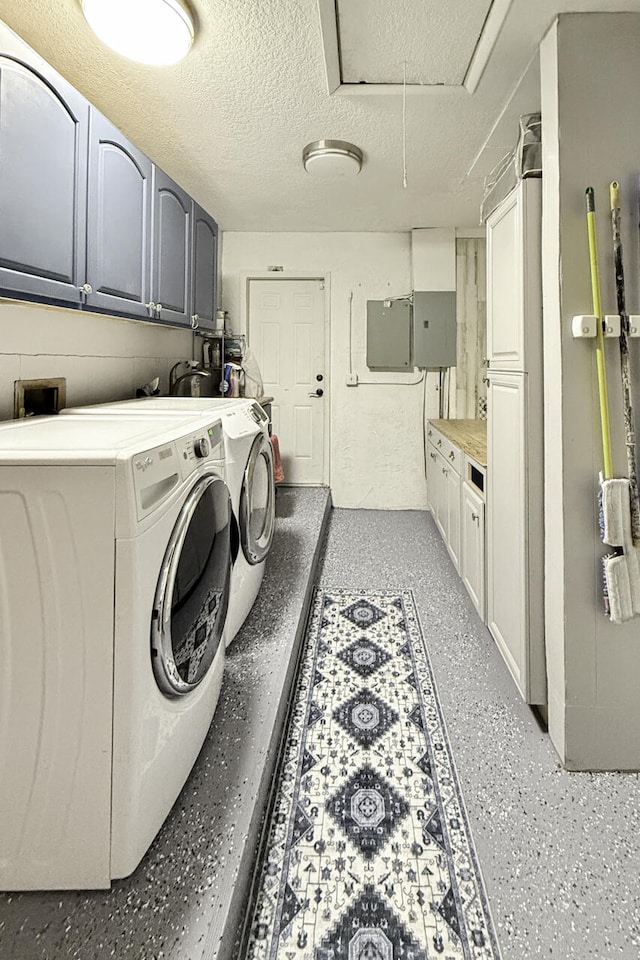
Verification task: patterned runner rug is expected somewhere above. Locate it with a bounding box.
[244,589,501,960]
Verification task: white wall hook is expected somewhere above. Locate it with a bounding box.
[572,315,597,338]
[628,315,640,337]
[604,315,621,337]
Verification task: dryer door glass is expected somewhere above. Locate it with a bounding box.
[152,474,231,697]
[240,434,275,565]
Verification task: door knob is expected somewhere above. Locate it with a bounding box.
[316,374,324,382]
[308,388,324,397]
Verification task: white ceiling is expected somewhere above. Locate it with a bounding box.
[0,1,639,232]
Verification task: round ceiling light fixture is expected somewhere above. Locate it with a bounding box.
[81,0,195,66]
[302,140,363,178]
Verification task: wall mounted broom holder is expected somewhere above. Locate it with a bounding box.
[571,315,640,338]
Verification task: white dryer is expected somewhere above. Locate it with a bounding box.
[62,397,276,645]
[0,413,232,890]
[219,400,275,641]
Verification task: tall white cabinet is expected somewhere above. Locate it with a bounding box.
[486,179,546,705]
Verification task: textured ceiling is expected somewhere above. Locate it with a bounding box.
[336,0,493,85]
[0,1,639,232]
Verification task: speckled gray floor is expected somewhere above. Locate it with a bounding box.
[4,500,639,960]
[316,509,640,960]
[0,486,331,960]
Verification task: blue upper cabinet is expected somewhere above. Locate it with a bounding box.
[152,169,192,327]
[0,28,88,305]
[191,204,218,331]
[0,24,220,328]
[85,109,153,319]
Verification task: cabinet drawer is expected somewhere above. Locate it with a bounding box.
[427,426,461,473]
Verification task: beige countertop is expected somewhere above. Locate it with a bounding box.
[429,419,487,467]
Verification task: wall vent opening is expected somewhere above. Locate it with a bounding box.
[14,378,67,419]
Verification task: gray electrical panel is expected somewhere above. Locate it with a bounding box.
[366,299,412,370]
[412,291,456,368]
[366,291,457,371]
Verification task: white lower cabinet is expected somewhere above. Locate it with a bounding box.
[426,445,443,528]
[461,481,485,620]
[427,438,461,573]
[443,462,461,571]
[427,423,485,616]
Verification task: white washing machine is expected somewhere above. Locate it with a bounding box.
[0,413,232,890]
[62,397,276,645]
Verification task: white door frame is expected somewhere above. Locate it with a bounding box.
[240,271,331,487]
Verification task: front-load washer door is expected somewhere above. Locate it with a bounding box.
[152,473,231,697]
[239,433,275,565]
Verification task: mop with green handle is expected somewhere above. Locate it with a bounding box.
[586,187,613,477]
[586,186,640,621]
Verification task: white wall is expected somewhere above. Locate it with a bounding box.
[0,299,194,420]
[541,13,640,769]
[221,232,432,510]
[451,238,487,419]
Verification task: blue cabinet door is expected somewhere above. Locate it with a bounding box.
[152,169,192,326]
[0,28,88,305]
[85,109,153,319]
[191,204,218,331]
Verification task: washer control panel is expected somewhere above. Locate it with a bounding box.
[249,402,269,424]
[132,421,226,520]
[175,420,224,474]
[193,436,210,459]
[224,402,269,439]
[132,440,181,521]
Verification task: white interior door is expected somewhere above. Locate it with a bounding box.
[248,278,326,485]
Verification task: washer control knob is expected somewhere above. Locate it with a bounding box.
[194,437,210,459]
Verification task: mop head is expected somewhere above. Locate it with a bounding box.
[600,477,632,546]
[600,477,640,622]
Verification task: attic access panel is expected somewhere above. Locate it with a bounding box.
[320,0,508,94]
[336,0,492,85]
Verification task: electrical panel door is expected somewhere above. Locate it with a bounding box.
[412,291,457,368]
[366,299,411,370]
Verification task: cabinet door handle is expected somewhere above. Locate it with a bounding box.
[191,314,199,329]
[442,467,448,476]
[79,282,93,295]
[427,429,432,437]
[156,303,163,313]
[146,301,157,312]
[448,451,455,460]
[437,438,442,446]
[429,452,436,461]
[472,512,479,523]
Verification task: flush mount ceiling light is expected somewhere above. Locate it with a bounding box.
[81,0,195,66]
[302,140,363,178]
